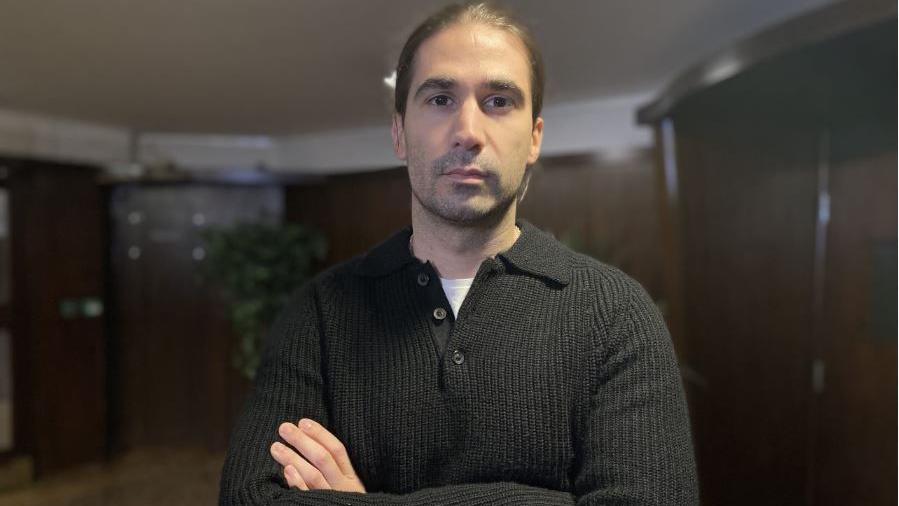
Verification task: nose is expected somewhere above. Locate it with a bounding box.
[452,98,485,153]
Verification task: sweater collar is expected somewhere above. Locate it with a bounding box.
[354,219,570,285]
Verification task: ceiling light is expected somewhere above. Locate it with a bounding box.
[383,70,397,89]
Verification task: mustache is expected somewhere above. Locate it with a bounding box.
[432,151,497,175]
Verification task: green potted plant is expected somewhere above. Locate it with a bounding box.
[199,223,327,379]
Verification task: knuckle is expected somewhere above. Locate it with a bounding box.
[328,441,347,459]
[310,451,329,468]
[308,471,328,489]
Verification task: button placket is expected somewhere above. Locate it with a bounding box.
[442,260,501,369]
[411,262,454,368]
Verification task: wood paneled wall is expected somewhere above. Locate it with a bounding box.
[520,150,664,299]
[286,168,412,268]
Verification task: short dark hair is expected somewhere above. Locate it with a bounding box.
[394,2,544,124]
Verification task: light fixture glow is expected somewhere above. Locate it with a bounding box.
[383,70,397,89]
[703,56,741,85]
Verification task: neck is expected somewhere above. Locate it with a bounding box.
[410,202,520,279]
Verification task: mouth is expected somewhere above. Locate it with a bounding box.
[443,166,488,183]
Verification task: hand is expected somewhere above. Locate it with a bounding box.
[269,418,366,493]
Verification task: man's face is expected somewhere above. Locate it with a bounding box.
[392,22,544,225]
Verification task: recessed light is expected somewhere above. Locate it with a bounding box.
[383,70,397,89]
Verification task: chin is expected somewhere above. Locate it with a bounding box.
[438,200,514,225]
[414,185,515,224]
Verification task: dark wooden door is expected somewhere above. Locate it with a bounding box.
[108,184,282,452]
[644,10,897,502]
[812,133,897,505]
[672,126,820,505]
[8,160,107,476]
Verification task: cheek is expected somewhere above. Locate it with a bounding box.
[403,125,438,168]
[498,129,534,180]
[405,143,436,192]
[405,142,428,175]
[405,116,445,151]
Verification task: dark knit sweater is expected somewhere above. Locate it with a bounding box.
[219,221,698,505]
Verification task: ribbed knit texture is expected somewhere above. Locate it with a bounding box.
[220,221,698,505]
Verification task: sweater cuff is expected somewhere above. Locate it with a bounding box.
[268,482,576,505]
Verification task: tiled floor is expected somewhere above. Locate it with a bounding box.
[0,447,224,506]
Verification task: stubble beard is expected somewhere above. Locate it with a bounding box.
[407,147,524,226]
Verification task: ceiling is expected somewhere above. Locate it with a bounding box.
[0,0,834,136]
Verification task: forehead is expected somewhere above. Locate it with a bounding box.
[411,22,532,93]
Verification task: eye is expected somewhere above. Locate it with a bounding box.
[427,95,453,107]
[484,96,514,109]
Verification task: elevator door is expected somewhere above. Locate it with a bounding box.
[108,184,282,452]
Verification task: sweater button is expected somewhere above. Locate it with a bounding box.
[432,307,447,321]
[451,350,465,365]
[417,272,429,286]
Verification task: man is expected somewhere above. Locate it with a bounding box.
[220,2,698,504]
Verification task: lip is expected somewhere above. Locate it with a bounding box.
[444,166,488,183]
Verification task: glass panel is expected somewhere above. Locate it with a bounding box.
[0,188,8,305]
[0,327,11,451]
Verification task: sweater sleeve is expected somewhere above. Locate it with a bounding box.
[219,283,578,506]
[572,277,699,505]
[219,283,331,504]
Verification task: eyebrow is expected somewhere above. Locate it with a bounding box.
[412,76,526,105]
[485,79,525,105]
[413,77,456,101]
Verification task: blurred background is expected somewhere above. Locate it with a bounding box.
[0,0,895,504]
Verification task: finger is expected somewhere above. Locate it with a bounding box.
[279,422,343,487]
[284,465,308,491]
[270,441,330,490]
[269,441,306,474]
[298,419,358,478]
[291,453,332,490]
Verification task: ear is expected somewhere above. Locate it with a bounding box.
[391,113,407,161]
[527,116,544,165]
[517,166,532,203]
